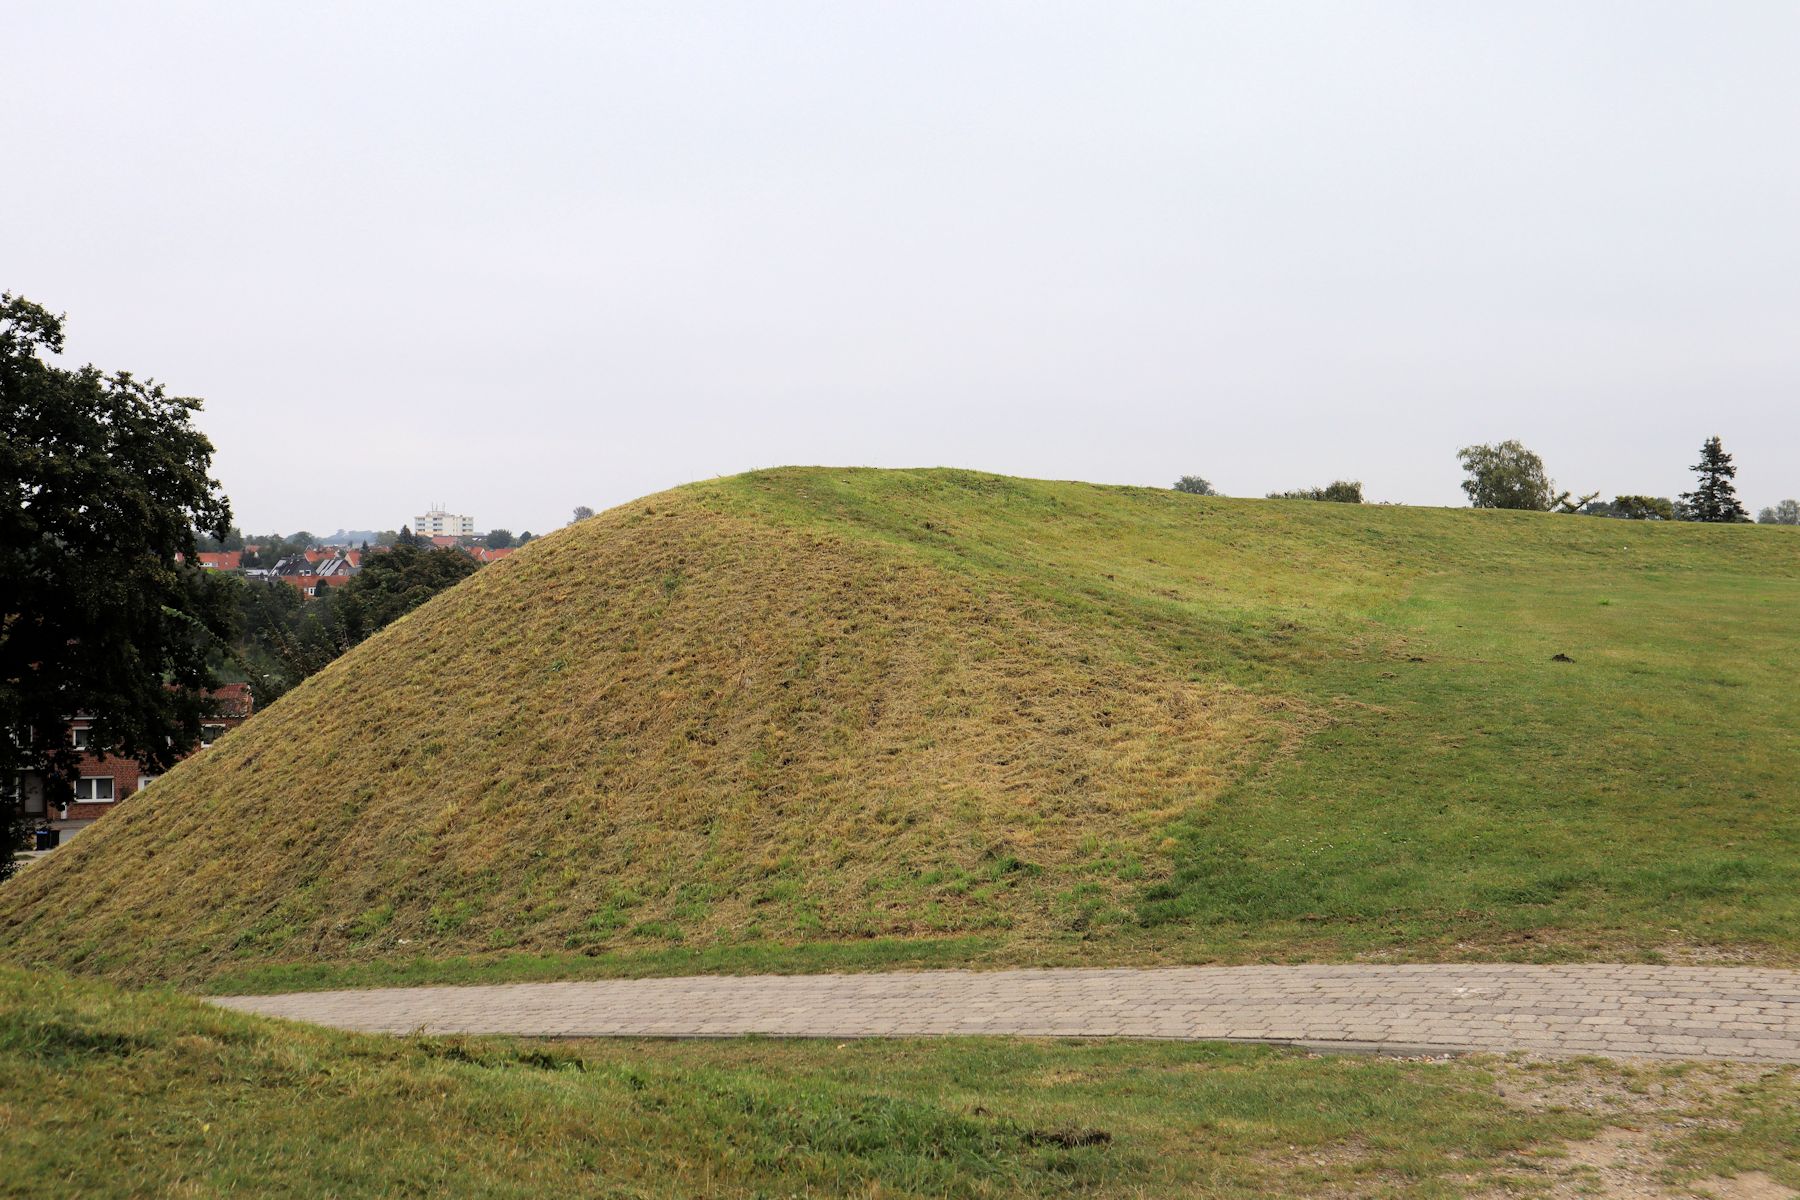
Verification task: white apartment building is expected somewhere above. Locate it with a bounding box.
[414,505,475,538]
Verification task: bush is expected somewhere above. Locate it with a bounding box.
[1267,481,1364,503]
[1613,495,1676,521]
[1172,476,1216,496]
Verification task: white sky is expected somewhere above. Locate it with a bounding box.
[8,1,1798,533]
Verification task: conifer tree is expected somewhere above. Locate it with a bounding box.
[1677,436,1750,523]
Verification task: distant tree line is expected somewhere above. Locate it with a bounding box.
[202,525,536,555]
[1451,435,1767,522]
[196,527,399,563]
[1174,434,1791,524]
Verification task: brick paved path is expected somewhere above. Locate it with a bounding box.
[213,964,1800,1062]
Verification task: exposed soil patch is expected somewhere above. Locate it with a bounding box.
[1484,1057,1799,1199]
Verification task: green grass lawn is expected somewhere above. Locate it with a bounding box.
[3,468,1797,988]
[1134,560,1800,963]
[5,966,1796,1199]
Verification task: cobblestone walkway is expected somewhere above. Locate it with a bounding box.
[214,964,1800,1062]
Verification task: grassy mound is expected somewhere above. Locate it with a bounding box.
[2,468,1798,986]
[9,965,1799,1198]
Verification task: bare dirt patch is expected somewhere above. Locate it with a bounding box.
[1484,1057,1798,1199]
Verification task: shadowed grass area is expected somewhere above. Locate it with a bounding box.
[1,467,1797,987]
[4,967,1796,1199]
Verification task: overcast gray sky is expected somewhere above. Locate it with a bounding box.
[8,1,1797,534]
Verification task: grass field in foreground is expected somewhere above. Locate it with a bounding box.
[2,468,1797,988]
[4,967,1797,1199]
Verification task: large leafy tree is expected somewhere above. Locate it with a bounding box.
[1456,440,1555,510]
[1455,440,1593,512]
[1678,436,1750,523]
[1,294,234,877]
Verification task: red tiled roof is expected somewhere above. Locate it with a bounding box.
[209,682,255,718]
[279,574,350,596]
[197,551,242,570]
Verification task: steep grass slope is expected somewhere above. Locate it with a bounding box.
[2,468,1797,986]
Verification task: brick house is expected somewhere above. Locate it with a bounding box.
[13,684,254,843]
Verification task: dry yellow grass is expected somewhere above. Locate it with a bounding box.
[0,487,1278,984]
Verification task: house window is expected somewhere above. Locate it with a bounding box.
[74,777,115,803]
[200,724,227,747]
[137,775,157,791]
[71,727,92,750]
